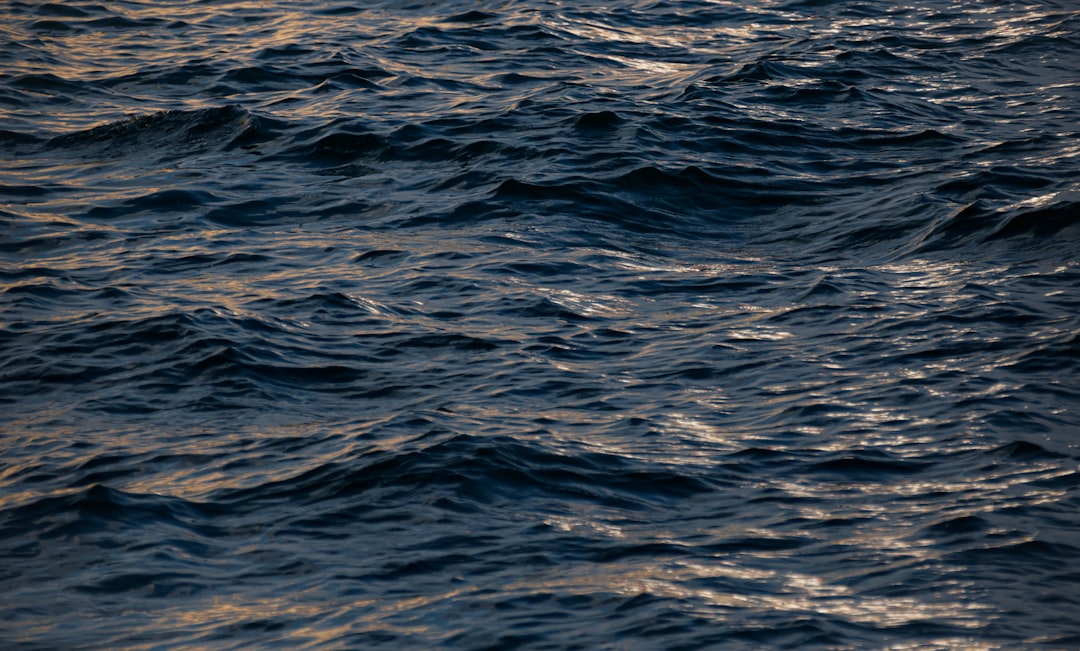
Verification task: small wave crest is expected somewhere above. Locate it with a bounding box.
[45,105,271,160]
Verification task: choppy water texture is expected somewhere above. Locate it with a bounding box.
[2,0,1079,649]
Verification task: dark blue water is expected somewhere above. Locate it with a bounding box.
[2,1,1079,648]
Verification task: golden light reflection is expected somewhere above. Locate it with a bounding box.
[772,464,1072,505]
[657,412,750,453]
[485,557,995,632]
[103,579,506,649]
[544,514,627,539]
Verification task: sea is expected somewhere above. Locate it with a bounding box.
[1,1,1079,649]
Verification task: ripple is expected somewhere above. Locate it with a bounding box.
[2,0,1079,649]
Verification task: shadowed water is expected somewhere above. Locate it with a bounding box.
[2,1,1079,649]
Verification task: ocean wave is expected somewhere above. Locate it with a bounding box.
[45,105,270,159]
[3,0,1079,648]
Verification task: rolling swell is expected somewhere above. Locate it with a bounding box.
[2,0,1080,649]
[45,105,268,157]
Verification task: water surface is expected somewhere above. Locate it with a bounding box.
[2,1,1079,649]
